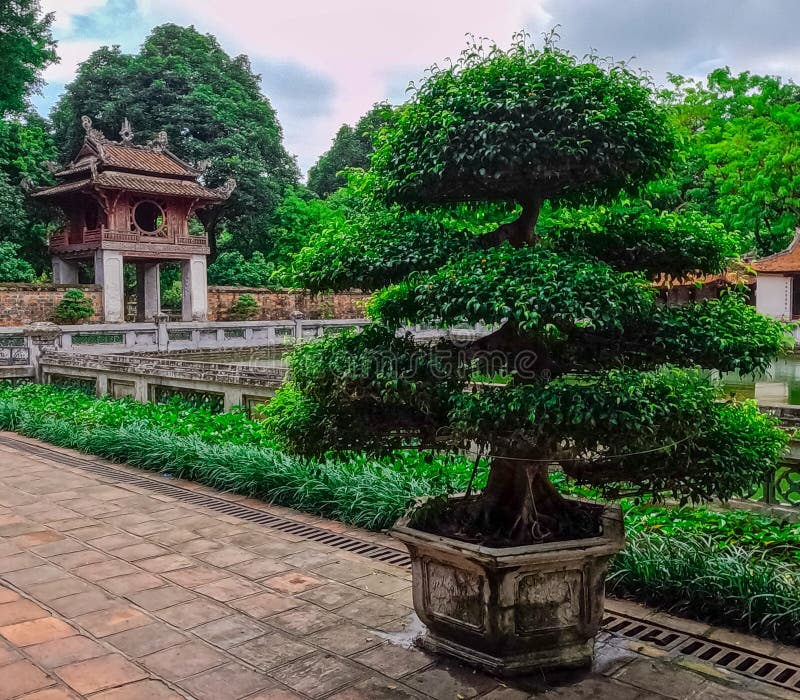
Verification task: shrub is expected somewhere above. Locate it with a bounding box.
[0,242,35,283]
[228,293,259,320]
[53,288,93,323]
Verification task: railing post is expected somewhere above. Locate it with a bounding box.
[155,314,168,351]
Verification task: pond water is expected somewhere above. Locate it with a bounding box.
[722,357,800,405]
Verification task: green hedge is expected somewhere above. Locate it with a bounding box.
[2,384,799,643]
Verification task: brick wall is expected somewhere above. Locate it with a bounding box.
[207,287,369,321]
[0,284,366,326]
[0,285,103,326]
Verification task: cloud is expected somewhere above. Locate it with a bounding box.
[531,0,800,81]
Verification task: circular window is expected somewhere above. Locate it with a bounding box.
[133,200,165,234]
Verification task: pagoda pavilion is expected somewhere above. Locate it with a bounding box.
[32,116,235,323]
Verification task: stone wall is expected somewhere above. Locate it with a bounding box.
[206,287,369,321]
[0,284,103,326]
[0,284,367,326]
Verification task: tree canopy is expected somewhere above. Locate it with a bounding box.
[51,24,299,257]
[269,36,788,547]
[307,102,394,197]
[0,0,56,116]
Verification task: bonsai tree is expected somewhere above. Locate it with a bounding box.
[228,293,260,320]
[269,36,789,547]
[53,288,93,323]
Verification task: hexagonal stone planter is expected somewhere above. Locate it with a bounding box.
[391,501,624,675]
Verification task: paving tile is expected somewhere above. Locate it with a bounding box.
[68,525,118,541]
[227,557,293,580]
[72,560,139,582]
[297,582,366,610]
[11,531,65,548]
[126,584,195,611]
[98,572,164,596]
[0,617,76,646]
[229,632,315,670]
[111,542,170,561]
[104,621,187,657]
[49,589,115,617]
[328,676,426,699]
[191,614,268,649]
[194,576,265,602]
[613,659,708,700]
[243,691,304,700]
[174,538,223,555]
[149,528,200,546]
[50,549,110,570]
[156,599,229,629]
[540,676,642,699]
[178,661,273,700]
[4,565,69,587]
[26,635,108,669]
[140,640,228,680]
[310,560,376,583]
[250,539,306,558]
[90,679,184,700]
[14,687,79,700]
[136,553,194,573]
[196,546,257,567]
[73,605,152,637]
[55,653,148,695]
[336,596,410,628]
[267,604,341,635]
[0,599,47,626]
[0,552,44,573]
[263,571,324,595]
[0,659,54,699]
[352,643,434,678]
[30,540,84,560]
[311,624,384,656]
[403,663,499,700]
[270,652,367,698]
[24,578,92,603]
[0,588,19,604]
[280,550,339,569]
[162,564,228,588]
[0,641,21,666]
[349,573,411,596]
[229,591,301,619]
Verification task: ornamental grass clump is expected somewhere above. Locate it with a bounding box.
[268,34,790,547]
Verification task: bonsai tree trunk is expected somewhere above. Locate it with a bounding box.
[476,454,600,545]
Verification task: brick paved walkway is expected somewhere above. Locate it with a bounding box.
[0,432,797,699]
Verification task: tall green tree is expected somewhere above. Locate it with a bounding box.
[269,37,788,546]
[0,0,56,116]
[0,1,57,272]
[51,24,299,257]
[307,102,393,197]
[659,69,800,255]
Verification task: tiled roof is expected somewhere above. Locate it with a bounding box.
[94,171,223,199]
[30,178,92,197]
[751,232,800,273]
[99,144,196,177]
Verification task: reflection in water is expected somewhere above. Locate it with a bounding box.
[721,357,800,405]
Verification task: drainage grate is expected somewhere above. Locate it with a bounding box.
[6,434,800,694]
[0,435,412,569]
[603,612,800,693]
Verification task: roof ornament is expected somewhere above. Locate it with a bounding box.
[43,161,60,175]
[148,130,169,152]
[195,158,211,174]
[119,118,134,144]
[80,115,107,143]
[213,178,237,200]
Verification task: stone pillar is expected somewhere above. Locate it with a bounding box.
[181,254,208,322]
[135,262,160,322]
[51,257,79,285]
[95,250,125,323]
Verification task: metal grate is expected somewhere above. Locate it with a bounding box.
[0,435,411,569]
[603,612,800,692]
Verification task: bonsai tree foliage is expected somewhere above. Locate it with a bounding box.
[269,35,789,546]
[53,288,93,323]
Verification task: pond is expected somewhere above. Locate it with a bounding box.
[722,356,800,405]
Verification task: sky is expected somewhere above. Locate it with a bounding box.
[35,0,800,176]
